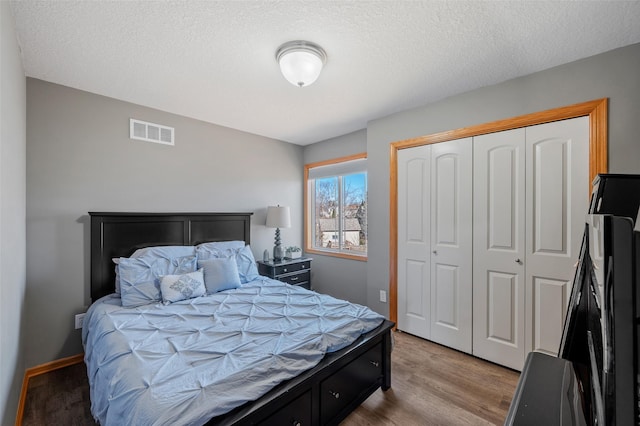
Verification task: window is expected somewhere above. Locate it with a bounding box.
[305,154,367,260]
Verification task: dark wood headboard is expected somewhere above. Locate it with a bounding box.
[89,212,253,303]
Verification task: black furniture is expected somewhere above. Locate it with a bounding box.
[257,257,312,290]
[505,352,587,425]
[88,212,393,426]
[505,174,640,426]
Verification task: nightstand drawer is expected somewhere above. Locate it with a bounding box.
[257,258,312,290]
[279,271,310,286]
[274,260,310,276]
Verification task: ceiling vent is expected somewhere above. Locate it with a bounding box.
[129,119,174,146]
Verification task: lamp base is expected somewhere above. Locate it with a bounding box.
[273,245,284,262]
[273,227,284,262]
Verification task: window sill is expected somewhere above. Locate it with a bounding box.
[305,248,367,262]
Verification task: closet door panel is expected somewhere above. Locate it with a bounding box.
[525,117,589,356]
[473,128,526,370]
[533,277,570,356]
[397,146,431,339]
[433,264,458,328]
[487,271,519,345]
[430,138,472,353]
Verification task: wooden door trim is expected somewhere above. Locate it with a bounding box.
[389,98,608,326]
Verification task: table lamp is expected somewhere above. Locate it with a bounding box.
[266,205,291,262]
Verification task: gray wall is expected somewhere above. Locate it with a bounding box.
[303,130,368,305]
[25,79,304,368]
[1,2,27,424]
[365,43,640,315]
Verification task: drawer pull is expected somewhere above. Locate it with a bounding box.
[291,421,301,426]
[290,276,299,281]
[369,360,380,368]
[329,390,340,399]
[283,268,288,272]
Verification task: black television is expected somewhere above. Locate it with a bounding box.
[507,174,640,425]
[559,174,640,425]
[599,214,639,425]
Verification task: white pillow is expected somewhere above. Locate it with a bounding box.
[159,269,206,305]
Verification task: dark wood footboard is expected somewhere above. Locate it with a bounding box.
[208,320,395,426]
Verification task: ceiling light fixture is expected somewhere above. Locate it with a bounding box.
[276,40,327,88]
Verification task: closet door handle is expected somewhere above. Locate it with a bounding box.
[515,258,522,264]
[432,250,437,255]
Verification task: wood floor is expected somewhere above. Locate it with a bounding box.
[21,331,519,425]
[343,331,519,425]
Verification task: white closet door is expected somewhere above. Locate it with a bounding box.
[473,128,527,370]
[525,116,589,357]
[397,145,431,339]
[430,139,473,353]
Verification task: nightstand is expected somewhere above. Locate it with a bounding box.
[257,257,312,290]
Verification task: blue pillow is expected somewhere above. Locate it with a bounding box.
[159,269,206,304]
[196,244,259,284]
[236,245,259,283]
[198,257,241,293]
[195,241,246,259]
[131,245,196,259]
[118,255,197,307]
[112,246,196,295]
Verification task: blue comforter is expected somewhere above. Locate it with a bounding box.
[82,278,384,426]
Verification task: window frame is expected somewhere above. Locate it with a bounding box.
[304,153,368,261]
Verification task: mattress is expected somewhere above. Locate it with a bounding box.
[82,277,384,426]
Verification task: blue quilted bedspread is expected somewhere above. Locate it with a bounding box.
[82,278,384,426]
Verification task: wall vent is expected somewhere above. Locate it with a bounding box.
[129,119,174,146]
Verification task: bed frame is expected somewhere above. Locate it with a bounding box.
[89,212,393,426]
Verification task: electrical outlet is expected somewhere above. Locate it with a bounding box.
[74,313,86,330]
[379,290,387,303]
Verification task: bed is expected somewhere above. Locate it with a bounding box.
[84,212,394,425]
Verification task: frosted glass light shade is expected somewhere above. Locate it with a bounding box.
[276,41,326,88]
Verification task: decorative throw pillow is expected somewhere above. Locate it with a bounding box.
[196,243,259,284]
[118,255,197,307]
[159,269,206,304]
[198,257,241,294]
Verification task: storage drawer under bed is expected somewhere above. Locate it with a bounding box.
[258,390,312,426]
[320,342,383,425]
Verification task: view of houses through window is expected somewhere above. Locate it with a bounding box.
[309,164,367,256]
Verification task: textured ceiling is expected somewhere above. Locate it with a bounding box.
[9,1,640,145]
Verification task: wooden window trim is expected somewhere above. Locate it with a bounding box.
[388,98,608,325]
[304,152,368,262]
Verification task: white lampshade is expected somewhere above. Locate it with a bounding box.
[276,41,326,88]
[266,205,291,228]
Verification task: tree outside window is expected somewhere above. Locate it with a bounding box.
[305,155,367,259]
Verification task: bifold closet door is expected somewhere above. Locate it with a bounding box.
[473,128,527,370]
[397,145,431,340]
[430,139,473,353]
[524,117,589,357]
[397,140,472,350]
[473,117,589,370]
